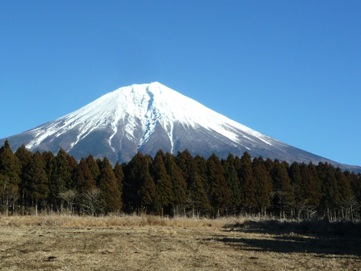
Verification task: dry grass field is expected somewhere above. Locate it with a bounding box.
[0,215,361,271]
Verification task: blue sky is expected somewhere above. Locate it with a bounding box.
[0,1,360,166]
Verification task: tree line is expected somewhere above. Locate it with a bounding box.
[0,139,360,220]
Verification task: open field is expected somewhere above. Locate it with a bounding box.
[0,215,361,271]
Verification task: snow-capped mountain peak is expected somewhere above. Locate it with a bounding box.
[25,82,273,156]
[4,82,359,172]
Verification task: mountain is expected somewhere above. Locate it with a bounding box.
[1,82,360,172]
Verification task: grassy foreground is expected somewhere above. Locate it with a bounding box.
[0,215,360,271]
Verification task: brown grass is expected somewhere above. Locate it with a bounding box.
[0,215,360,270]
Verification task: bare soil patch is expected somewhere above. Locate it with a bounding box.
[0,216,360,270]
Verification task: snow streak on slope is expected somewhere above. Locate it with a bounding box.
[25,82,274,153]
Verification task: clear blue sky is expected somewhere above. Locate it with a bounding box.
[1,1,360,166]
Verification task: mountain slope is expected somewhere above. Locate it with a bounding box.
[1,82,360,172]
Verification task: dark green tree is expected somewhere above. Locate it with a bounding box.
[15,145,33,169]
[207,154,231,216]
[86,154,100,182]
[271,160,295,218]
[50,148,74,212]
[23,151,49,214]
[348,172,361,220]
[114,161,124,210]
[123,153,156,213]
[176,150,210,215]
[15,145,33,213]
[194,155,209,194]
[75,157,98,214]
[335,168,353,217]
[238,152,256,213]
[223,154,242,213]
[318,163,341,218]
[164,152,187,215]
[252,157,272,216]
[299,162,321,218]
[289,162,303,217]
[75,158,97,194]
[98,157,121,214]
[151,150,173,215]
[0,140,21,215]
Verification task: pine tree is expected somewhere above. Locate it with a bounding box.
[176,150,210,215]
[15,145,33,169]
[318,163,341,218]
[86,154,100,182]
[75,158,96,194]
[0,140,21,215]
[98,157,121,214]
[123,152,142,212]
[50,148,74,212]
[23,151,49,214]
[114,161,124,211]
[74,158,96,214]
[334,168,353,217]
[42,151,56,179]
[223,154,242,213]
[194,155,209,194]
[299,162,321,218]
[207,154,231,216]
[238,152,256,213]
[123,152,156,213]
[271,160,295,218]
[164,152,187,215]
[348,171,361,220]
[15,145,33,212]
[252,157,272,216]
[289,162,303,217]
[151,150,173,215]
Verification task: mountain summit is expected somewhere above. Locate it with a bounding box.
[2,82,359,171]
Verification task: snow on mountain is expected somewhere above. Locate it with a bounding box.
[22,82,277,155]
[1,82,360,172]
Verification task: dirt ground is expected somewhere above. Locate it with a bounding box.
[0,216,361,271]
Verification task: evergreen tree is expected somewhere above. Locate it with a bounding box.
[42,151,56,179]
[318,163,341,218]
[123,153,156,213]
[15,145,33,212]
[298,162,321,218]
[0,140,21,215]
[151,150,173,215]
[86,154,100,182]
[194,155,209,194]
[15,145,33,169]
[114,161,124,210]
[252,157,272,216]
[75,158,96,194]
[223,154,242,213]
[334,168,353,215]
[348,172,361,220]
[306,162,322,207]
[49,148,74,212]
[271,160,295,218]
[164,152,187,215]
[75,157,97,214]
[176,150,210,215]
[289,162,303,217]
[207,154,231,216]
[23,151,49,214]
[67,154,78,189]
[98,157,121,214]
[238,152,256,213]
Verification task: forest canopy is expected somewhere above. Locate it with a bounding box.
[0,140,360,220]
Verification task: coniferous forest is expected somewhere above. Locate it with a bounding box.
[0,139,360,220]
